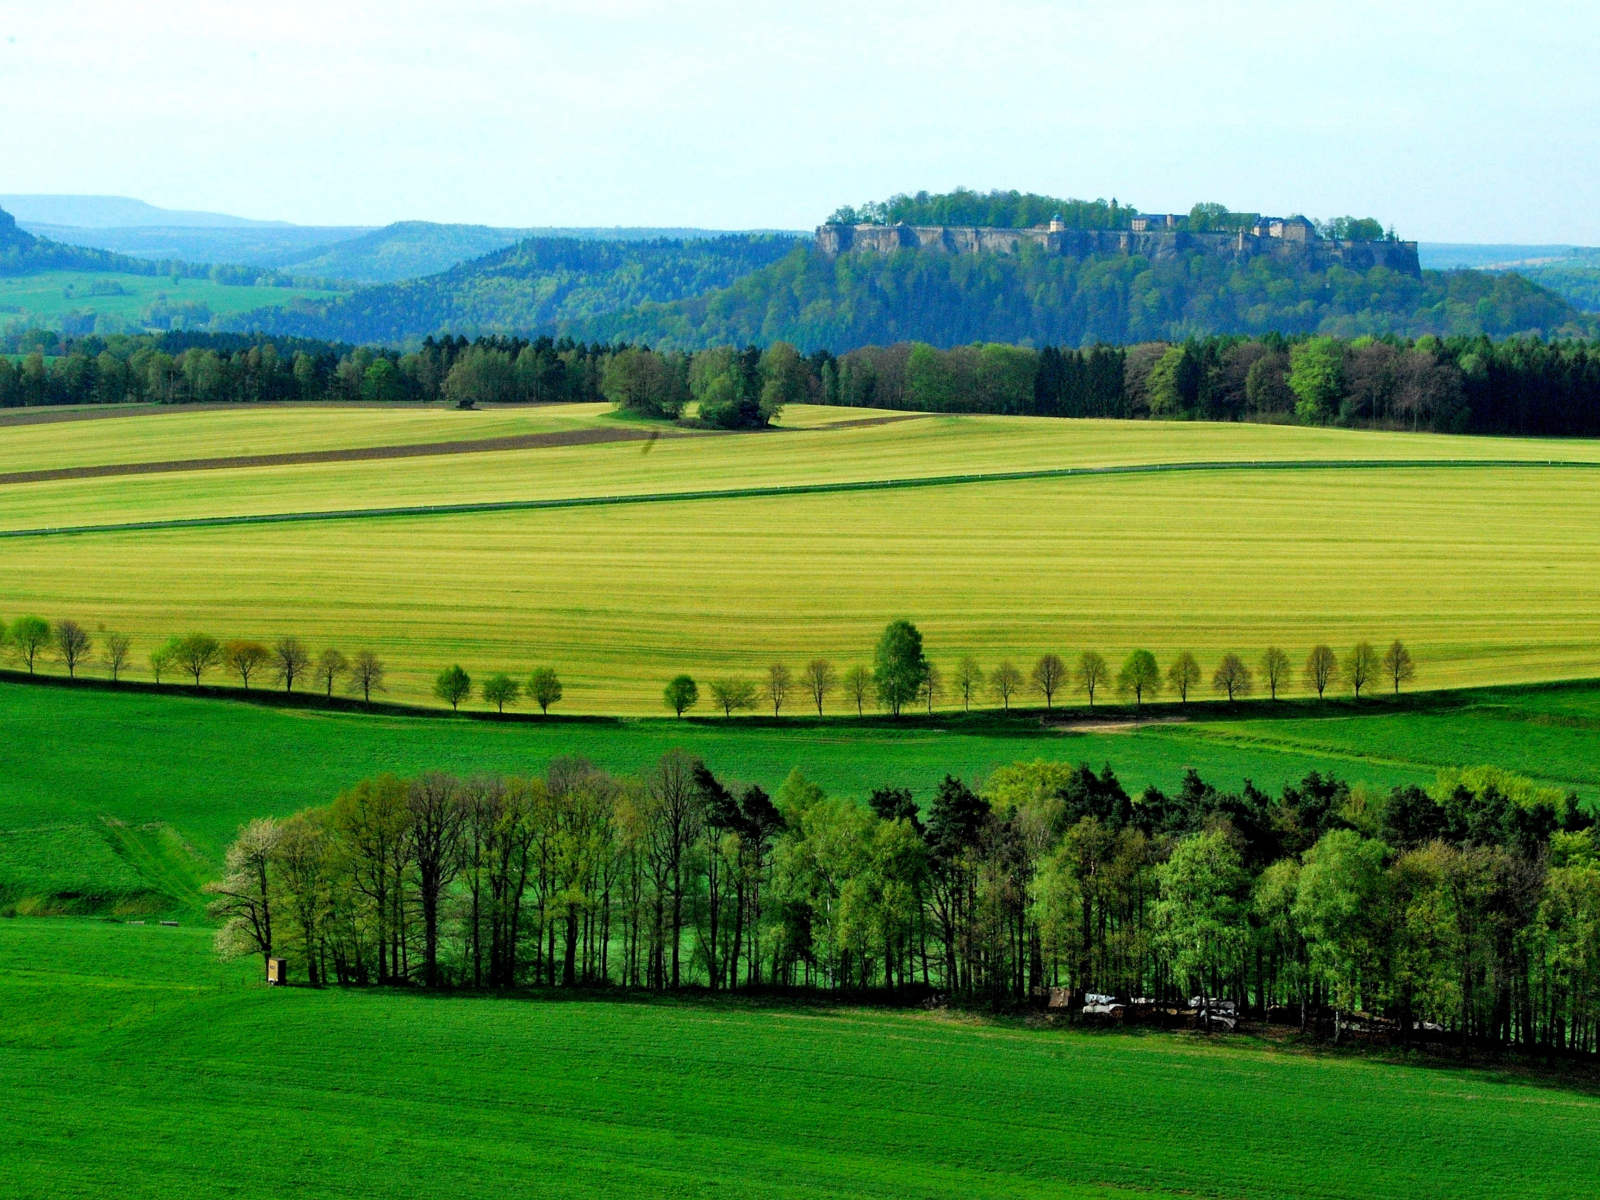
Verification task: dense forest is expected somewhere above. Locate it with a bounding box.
[6,327,1600,438]
[583,241,1592,351]
[227,235,801,344]
[210,738,1600,1056]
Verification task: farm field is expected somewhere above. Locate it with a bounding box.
[2,462,1599,708]
[4,404,1600,530]
[0,270,344,332]
[2,676,1598,919]
[3,916,1597,1200]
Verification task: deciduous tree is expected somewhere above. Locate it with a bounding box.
[102,631,131,681]
[1212,653,1253,703]
[1117,650,1161,711]
[172,633,222,685]
[1076,650,1109,707]
[989,660,1023,711]
[481,672,521,713]
[316,648,349,698]
[663,674,699,717]
[802,658,836,715]
[710,677,757,717]
[1031,653,1067,708]
[920,662,943,714]
[149,642,173,684]
[873,619,929,717]
[1303,644,1339,699]
[1261,646,1291,700]
[766,662,792,716]
[273,636,310,693]
[435,664,472,710]
[1167,651,1201,704]
[529,666,563,713]
[1382,640,1415,695]
[222,639,270,690]
[844,664,873,715]
[54,619,91,677]
[205,818,283,972]
[953,656,984,711]
[9,616,50,674]
[1345,642,1378,699]
[348,650,386,702]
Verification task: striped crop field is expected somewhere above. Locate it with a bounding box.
[2,399,1599,712]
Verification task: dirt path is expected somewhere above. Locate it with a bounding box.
[0,425,695,485]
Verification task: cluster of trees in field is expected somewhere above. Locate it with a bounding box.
[208,746,1600,1056]
[656,624,1416,720]
[825,191,1392,242]
[432,663,563,714]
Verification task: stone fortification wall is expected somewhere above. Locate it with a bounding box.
[814,223,1421,278]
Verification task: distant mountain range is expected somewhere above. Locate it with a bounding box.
[0,195,293,229]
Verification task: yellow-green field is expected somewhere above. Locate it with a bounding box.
[2,401,1598,711]
[3,403,1598,532]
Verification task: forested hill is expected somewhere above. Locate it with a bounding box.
[225,235,802,343]
[574,242,1594,351]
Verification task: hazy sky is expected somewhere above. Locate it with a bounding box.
[4,0,1596,242]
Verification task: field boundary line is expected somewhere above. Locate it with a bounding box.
[2,457,1594,539]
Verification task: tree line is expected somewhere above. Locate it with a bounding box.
[6,325,1600,439]
[208,747,1600,1057]
[2,615,1413,716]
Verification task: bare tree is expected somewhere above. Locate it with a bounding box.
[1303,644,1339,699]
[953,656,984,711]
[1031,653,1067,709]
[204,818,283,973]
[920,662,943,714]
[802,658,836,715]
[989,660,1023,711]
[54,619,92,677]
[1075,651,1109,708]
[1167,651,1201,704]
[102,632,131,681]
[407,771,466,986]
[1382,639,1415,695]
[348,650,386,703]
[274,637,310,693]
[709,677,757,717]
[844,664,872,716]
[316,648,349,698]
[222,640,270,690]
[1212,653,1254,703]
[1261,646,1291,700]
[1345,642,1378,699]
[766,662,792,716]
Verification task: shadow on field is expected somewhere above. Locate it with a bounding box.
[5,667,1599,733]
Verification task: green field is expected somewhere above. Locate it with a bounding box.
[5,916,1598,1200]
[0,270,344,332]
[6,676,1600,918]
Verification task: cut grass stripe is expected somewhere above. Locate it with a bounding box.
[3,456,1593,540]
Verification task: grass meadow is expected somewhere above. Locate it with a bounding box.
[0,270,342,332]
[5,917,1600,1200]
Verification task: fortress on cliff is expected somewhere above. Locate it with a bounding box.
[815,213,1421,277]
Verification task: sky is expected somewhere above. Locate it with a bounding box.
[3,0,1597,243]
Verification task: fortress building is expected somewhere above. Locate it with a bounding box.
[815,215,1420,276]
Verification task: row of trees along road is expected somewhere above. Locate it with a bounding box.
[660,624,1418,718]
[212,752,1600,1055]
[0,620,392,701]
